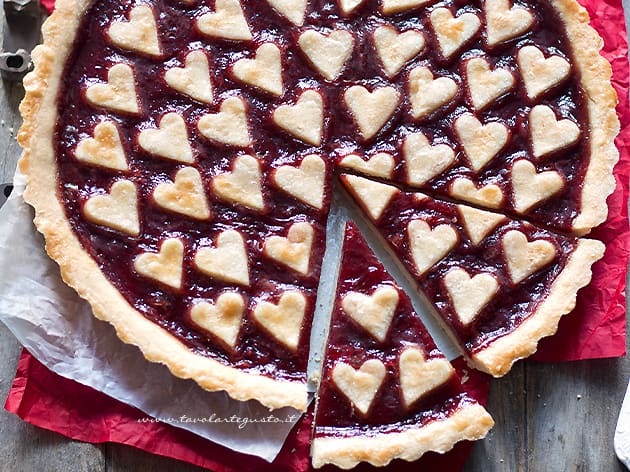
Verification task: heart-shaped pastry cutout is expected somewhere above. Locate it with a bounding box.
[84,180,139,236]
[502,230,556,284]
[153,167,211,220]
[373,25,425,78]
[338,0,365,14]
[139,112,193,163]
[455,113,509,172]
[74,121,128,171]
[518,46,570,100]
[465,57,514,111]
[529,105,580,159]
[485,0,534,47]
[134,238,184,290]
[458,205,506,246]
[273,154,326,209]
[341,285,399,342]
[194,230,250,285]
[267,0,308,25]
[232,43,283,96]
[511,159,564,214]
[332,359,386,415]
[196,0,252,41]
[444,268,499,326]
[408,66,458,119]
[273,90,324,146]
[253,291,306,351]
[86,63,139,114]
[382,0,430,15]
[399,347,454,407]
[430,8,481,60]
[298,29,354,80]
[339,152,395,178]
[404,131,456,186]
[165,50,214,104]
[342,175,399,221]
[190,292,245,350]
[450,177,504,209]
[198,96,251,148]
[264,222,314,274]
[108,5,161,57]
[407,220,458,276]
[344,85,400,140]
[212,155,264,211]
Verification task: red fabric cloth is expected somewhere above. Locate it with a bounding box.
[6,0,629,470]
[5,350,490,472]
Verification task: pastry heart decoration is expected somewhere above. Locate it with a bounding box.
[264,222,314,275]
[408,66,458,119]
[485,0,534,47]
[338,0,365,15]
[273,154,326,209]
[373,25,425,78]
[138,112,193,163]
[198,96,251,148]
[450,178,504,209]
[430,8,481,59]
[196,0,252,41]
[152,167,211,220]
[343,175,400,221]
[134,238,185,290]
[518,46,571,100]
[253,291,307,351]
[267,0,308,26]
[84,180,140,236]
[382,0,430,15]
[458,205,506,246]
[189,292,246,350]
[344,85,401,140]
[455,113,509,172]
[407,220,458,276]
[465,57,515,111]
[165,50,214,104]
[212,154,264,211]
[273,90,324,146]
[298,29,354,81]
[399,347,454,407]
[332,359,386,415]
[85,63,139,114]
[444,268,499,326]
[107,5,161,57]
[339,152,395,178]
[529,105,581,159]
[74,121,128,171]
[194,229,250,285]
[511,159,564,214]
[404,131,455,186]
[341,286,400,342]
[502,230,556,284]
[232,43,284,96]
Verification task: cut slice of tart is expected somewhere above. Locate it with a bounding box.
[311,222,494,469]
[341,175,605,377]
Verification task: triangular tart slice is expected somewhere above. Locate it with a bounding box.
[342,175,605,377]
[311,222,493,469]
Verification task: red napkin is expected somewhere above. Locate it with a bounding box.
[5,350,490,472]
[5,0,629,470]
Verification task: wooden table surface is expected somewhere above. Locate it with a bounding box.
[2,3,630,471]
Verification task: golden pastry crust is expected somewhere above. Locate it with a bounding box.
[470,238,605,377]
[18,0,307,412]
[311,402,494,469]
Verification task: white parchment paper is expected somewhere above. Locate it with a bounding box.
[0,170,302,462]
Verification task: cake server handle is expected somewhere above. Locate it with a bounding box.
[614,376,630,469]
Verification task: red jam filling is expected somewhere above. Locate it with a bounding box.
[314,223,473,433]
[54,0,587,380]
[368,190,580,355]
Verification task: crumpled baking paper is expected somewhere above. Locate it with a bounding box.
[0,171,303,463]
